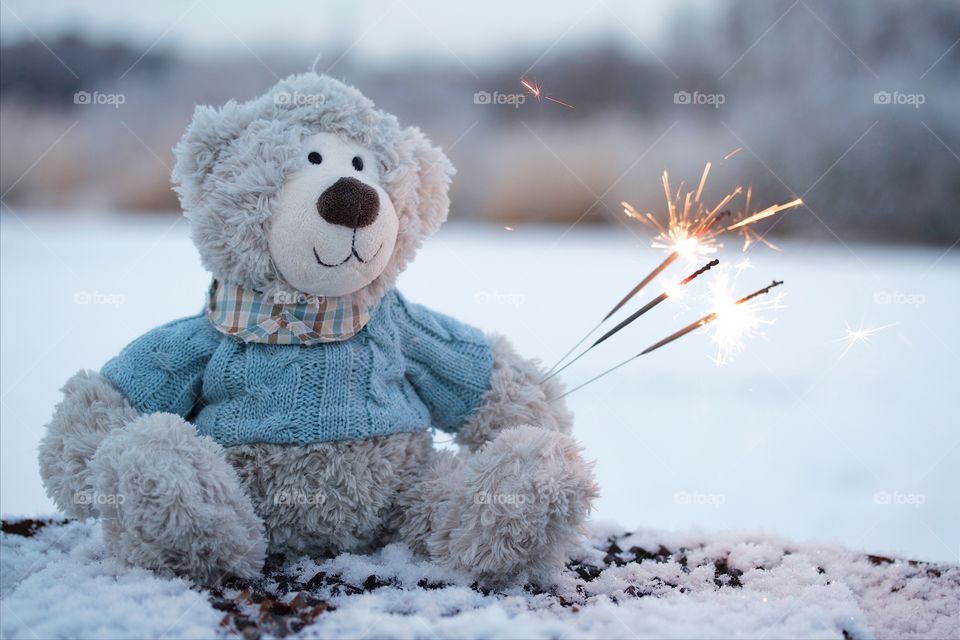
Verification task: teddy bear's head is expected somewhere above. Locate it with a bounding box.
[172,73,454,306]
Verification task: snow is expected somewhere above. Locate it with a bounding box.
[2,518,958,639]
[1,520,222,639]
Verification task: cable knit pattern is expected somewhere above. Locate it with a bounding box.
[101,290,493,446]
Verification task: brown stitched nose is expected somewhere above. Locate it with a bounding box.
[316,177,379,228]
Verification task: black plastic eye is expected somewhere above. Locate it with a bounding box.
[352,156,364,171]
[308,152,322,165]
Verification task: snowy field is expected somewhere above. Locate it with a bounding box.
[1,210,958,572]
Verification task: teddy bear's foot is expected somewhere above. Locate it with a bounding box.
[38,370,140,518]
[89,412,267,585]
[398,425,598,584]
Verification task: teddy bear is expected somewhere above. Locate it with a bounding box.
[38,72,598,586]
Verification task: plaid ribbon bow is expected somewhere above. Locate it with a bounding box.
[206,280,369,345]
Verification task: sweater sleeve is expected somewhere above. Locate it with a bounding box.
[100,313,221,418]
[391,291,494,434]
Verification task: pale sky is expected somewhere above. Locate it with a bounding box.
[0,0,701,63]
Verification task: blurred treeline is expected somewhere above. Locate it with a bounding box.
[1,0,958,244]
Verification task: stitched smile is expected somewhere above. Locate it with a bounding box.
[313,233,384,268]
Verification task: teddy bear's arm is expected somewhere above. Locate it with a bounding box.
[99,313,222,418]
[454,333,574,452]
[390,291,573,448]
[391,291,494,433]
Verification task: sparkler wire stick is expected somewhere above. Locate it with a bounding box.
[542,259,719,383]
[602,251,680,323]
[543,208,731,379]
[593,259,719,348]
[552,280,784,401]
[542,251,678,379]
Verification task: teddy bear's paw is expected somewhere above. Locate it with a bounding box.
[38,370,140,519]
[90,412,267,585]
[438,425,599,582]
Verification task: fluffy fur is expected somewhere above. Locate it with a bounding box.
[395,426,598,584]
[224,431,434,556]
[90,413,267,585]
[38,370,139,518]
[456,334,574,452]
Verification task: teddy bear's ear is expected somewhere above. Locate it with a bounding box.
[390,125,457,239]
[171,101,252,208]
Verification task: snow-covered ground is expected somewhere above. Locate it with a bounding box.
[2,518,958,639]
[1,211,958,571]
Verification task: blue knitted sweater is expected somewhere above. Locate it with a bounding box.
[101,290,494,446]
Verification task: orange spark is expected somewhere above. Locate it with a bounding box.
[723,147,744,160]
[726,198,804,231]
[520,78,574,109]
[520,79,540,98]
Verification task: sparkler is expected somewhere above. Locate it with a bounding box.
[542,259,719,382]
[520,78,575,109]
[553,280,784,400]
[544,163,801,377]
